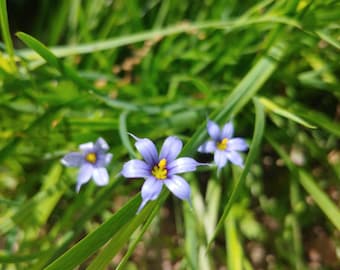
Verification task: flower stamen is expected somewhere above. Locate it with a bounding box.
[152,158,168,180]
[85,152,97,164]
[217,138,228,150]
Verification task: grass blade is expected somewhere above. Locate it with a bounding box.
[299,170,340,231]
[0,0,16,72]
[208,98,265,246]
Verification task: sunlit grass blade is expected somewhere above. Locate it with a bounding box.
[208,98,265,246]
[290,103,340,137]
[0,0,17,72]
[316,30,340,50]
[225,208,242,270]
[16,16,300,60]
[298,170,340,231]
[16,32,60,68]
[259,96,316,128]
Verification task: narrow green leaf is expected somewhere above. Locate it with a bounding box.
[115,202,163,270]
[31,178,124,270]
[44,193,141,270]
[316,30,340,50]
[291,103,340,137]
[87,194,165,270]
[268,136,340,231]
[299,170,340,231]
[17,16,299,60]
[182,41,284,157]
[259,97,316,128]
[119,111,137,158]
[0,0,16,72]
[16,32,60,68]
[208,98,265,246]
[225,208,242,270]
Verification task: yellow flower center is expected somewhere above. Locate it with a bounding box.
[151,158,168,180]
[217,138,228,150]
[85,152,97,164]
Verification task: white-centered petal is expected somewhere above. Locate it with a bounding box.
[198,140,216,153]
[79,142,94,151]
[76,163,93,192]
[134,137,158,165]
[159,136,183,163]
[226,151,244,167]
[95,137,109,151]
[61,152,84,167]
[168,157,200,175]
[207,120,221,141]
[221,122,234,139]
[214,150,228,168]
[121,159,151,178]
[137,177,163,213]
[105,153,113,165]
[228,138,248,151]
[92,168,109,186]
[164,175,191,201]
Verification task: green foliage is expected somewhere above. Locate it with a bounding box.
[1,0,339,269]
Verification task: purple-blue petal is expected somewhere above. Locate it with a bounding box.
[79,142,94,151]
[221,122,234,139]
[92,168,109,186]
[207,120,221,141]
[76,163,93,192]
[121,159,151,178]
[228,138,248,152]
[133,136,158,165]
[214,150,228,168]
[164,175,191,201]
[197,140,216,153]
[95,137,109,151]
[138,177,163,213]
[226,151,244,167]
[168,157,200,175]
[159,136,183,163]
[61,152,84,167]
[105,153,113,165]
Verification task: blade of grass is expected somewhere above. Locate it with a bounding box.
[182,41,284,157]
[208,98,265,247]
[16,32,162,114]
[268,135,340,230]
[259,97,316,128]
[225,208,242,270]
[16,16,300,60]
[86,192,166,270]
[119,111,137,158]
[31,177,124,270]
[299,170,340,231]
[44,193,141,270]
[0,0,16,72]
[115,200,164,270]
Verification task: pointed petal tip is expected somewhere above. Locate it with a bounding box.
[136,199,148,214]
[96,137,109,150]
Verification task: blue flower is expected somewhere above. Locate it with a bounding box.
[61,138,113,192]
[198,120,248,169]
[122,135,205,213]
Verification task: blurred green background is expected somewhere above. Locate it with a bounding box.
[0,0,339,269]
